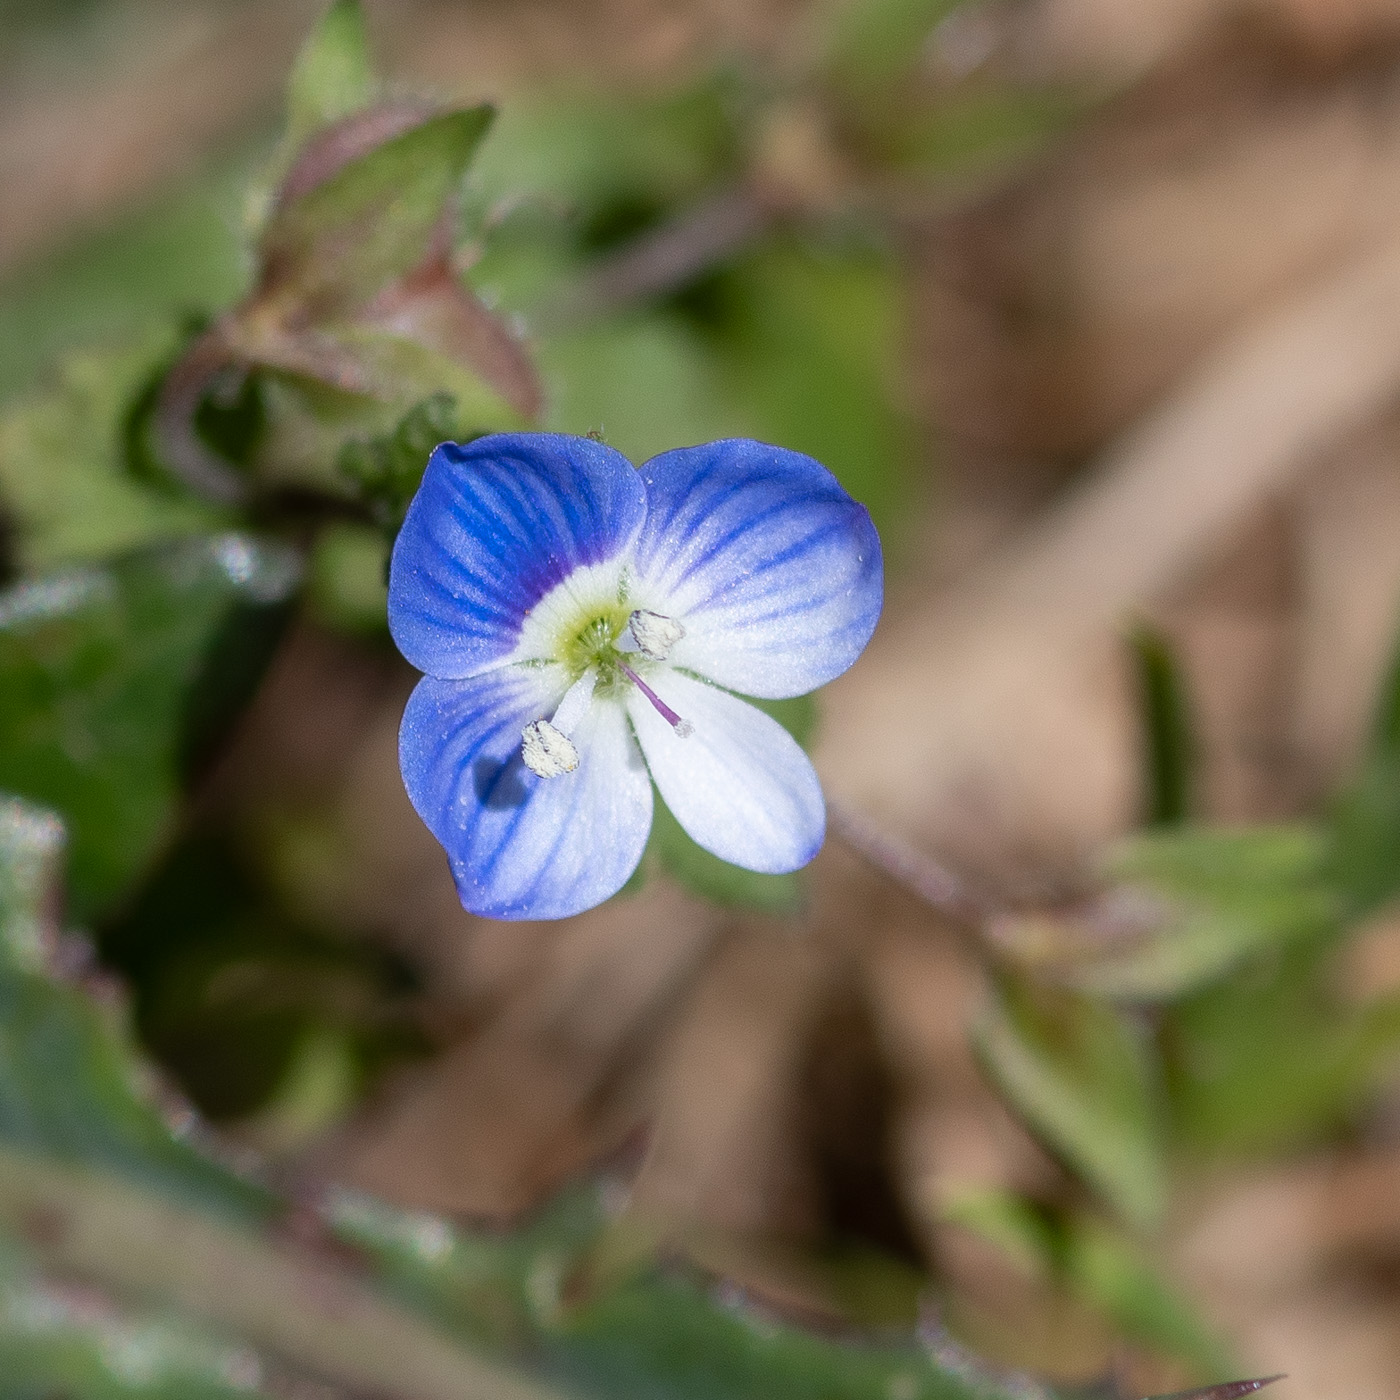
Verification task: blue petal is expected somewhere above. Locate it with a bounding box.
[389,433,647,679]
[631,440,883,698]
[629,669,824,873]
[401,668,653,920]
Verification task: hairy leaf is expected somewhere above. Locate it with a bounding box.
[260,107,494,310]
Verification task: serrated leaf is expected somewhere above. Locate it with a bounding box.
[0,536,300,921]
[260,106,494,309]
[337,390,459,527]
[546,1264,1000,1400]
[974,978,1166,1229]
[285,0,375,151]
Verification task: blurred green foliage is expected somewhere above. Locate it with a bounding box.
[0,793,1028,1400]
[0,537,299,921]
[975,977,1167,1231]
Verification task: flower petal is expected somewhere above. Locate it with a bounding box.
[389,433,646,679]
[401,667,653,919]
[629,669,824,873]
[631,439,883,698]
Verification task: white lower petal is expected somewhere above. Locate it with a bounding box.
[628,670,824,874]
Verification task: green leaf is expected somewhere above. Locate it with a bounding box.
[0,165,249,405]
[1329,756,1400,918]
[285,0,375,151]
[887,87,1086,180]
[0,1221,277,1400]
[818,0,963,92]
[0,797,271,1221]
[541,315,735,464]
[1063,1217,1233,1378]
[646,796,803,914]
[1326,593,1400,916]
[940,1188,1231,1376]
[939,1186,1059,1281]
[99,826,420,1122]
[974,977,1167,1229]
[1164,935,1375,1157]
[546,1265,998,1400]
[0,338,223,574]
[0,1284,276,1400]
[1072,825,1333,1002]
[1128,624,1195,828]
[307,521,389,634]
[0,536,301,921]
[261,106,495,308]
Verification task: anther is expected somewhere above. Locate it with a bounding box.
[621,663,693,738]
[627,610,685,661]
[520,670,597,778]
[521,720,578,778]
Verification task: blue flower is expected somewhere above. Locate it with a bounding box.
[388,433,883,920]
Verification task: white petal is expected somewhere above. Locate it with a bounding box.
[628,670,824,874]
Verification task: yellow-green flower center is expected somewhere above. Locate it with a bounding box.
[557,601,633,689]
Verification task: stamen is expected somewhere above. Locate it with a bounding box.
[621,663,693,738]
[626,609,685,661]
[521,720,578,778]
[550,668,597,736]
[520,670,597,779]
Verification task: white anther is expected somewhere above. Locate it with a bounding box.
[521,720,578,778]
[628,610,685,661]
